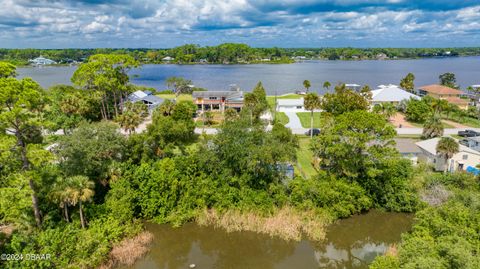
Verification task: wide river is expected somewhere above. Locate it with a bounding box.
[120,210,413,269]
[17,56,480,95]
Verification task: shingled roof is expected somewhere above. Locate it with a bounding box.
[419,84,464,95]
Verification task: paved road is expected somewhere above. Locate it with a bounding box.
[195,127,480,136]
[284,112,303,129]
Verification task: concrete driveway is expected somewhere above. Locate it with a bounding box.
[284,112,303,129]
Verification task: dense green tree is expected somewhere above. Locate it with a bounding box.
[310,110,396,180]
[405,98,433,123]
[0,62,17,78]
[45,84,101,133]
[400,73,415,93]
[71,54,139,119]
[0,68,45,227]
[436,137,459,173]
[320,84,370,116]
[303,93,321,138]
[244,82,269,123]
[439,72,459,89]
[56,121,125,181]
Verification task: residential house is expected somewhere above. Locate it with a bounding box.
[417,84,469,109]
[460,136,480,152]
[276,98,305,112]
[29,56,56,65]
[128,90,164,110]
[192,90,244,111]
[345,83,362,92]
[394,138,422,164]
[416,137,480,172]
[370,84,420,106]
[162,56,174,62]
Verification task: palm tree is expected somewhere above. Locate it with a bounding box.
[432,98,449,114]
[373,103,397,120]
[436,137,459,173]
[422,113,444,139]
[323,81,331,91]
[304,93,321,138]
[303,80,311,93]
[65,176,95,229]
[50,179,72,222]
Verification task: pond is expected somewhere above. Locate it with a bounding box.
[120,210,413,269]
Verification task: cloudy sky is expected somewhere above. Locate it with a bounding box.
[1,0,480,48]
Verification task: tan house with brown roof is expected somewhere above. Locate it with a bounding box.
[417,84,469,109]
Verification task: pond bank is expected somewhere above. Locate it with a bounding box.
[117,210,413,269]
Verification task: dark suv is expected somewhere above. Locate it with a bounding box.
[458,129,480,137]
[305,128,321,136]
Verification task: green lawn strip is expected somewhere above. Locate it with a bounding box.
[295,136,317,179]
[274,112,289,125]
[442,112,480,128]
[406,120,454,129]
[296,112,323,128]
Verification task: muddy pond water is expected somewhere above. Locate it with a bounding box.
[120,210,413,269]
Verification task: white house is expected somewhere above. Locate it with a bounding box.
[29,56,56,65]
[276,98,305,112]
[128,90,163,110]
[416,137,480,172]
[162,56,174,61]
[370,84,420,106]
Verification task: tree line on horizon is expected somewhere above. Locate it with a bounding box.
[2,44,480,65]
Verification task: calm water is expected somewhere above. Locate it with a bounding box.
[121,210,413,269]
[17,57,480,94]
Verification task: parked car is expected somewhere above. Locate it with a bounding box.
[305,128,321,136]
[458,129,480,137]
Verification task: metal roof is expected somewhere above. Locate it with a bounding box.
[371,85,420,102]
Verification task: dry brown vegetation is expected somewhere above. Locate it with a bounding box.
[196,207,332,241]
[99,231,154,269]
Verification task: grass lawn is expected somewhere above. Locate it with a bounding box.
[443,112,480,128]
[274,112,289,125]
[296,112,324,128]
[295,136,317,178]
[404,120,455,129]
[156,94,193,102]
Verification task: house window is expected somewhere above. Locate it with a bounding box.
[296,106,302,109]
[463,154,468,160]
[209,97,218,100]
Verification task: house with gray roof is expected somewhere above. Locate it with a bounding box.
[29,56,56,65]
[128,90,163,110]
[192,90,244,111]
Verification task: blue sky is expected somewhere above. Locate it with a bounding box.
[1,0,480,48]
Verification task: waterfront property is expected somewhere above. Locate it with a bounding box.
[417,84,469,109]
[128,90,164,110]
[416,137,480,172]
[345,83,362,92]
[370,84,420,106]
[29,56,56,65]
[192,90,244,111]
[276,98,305,112]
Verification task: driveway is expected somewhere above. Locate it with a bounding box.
[284,112,303,129]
